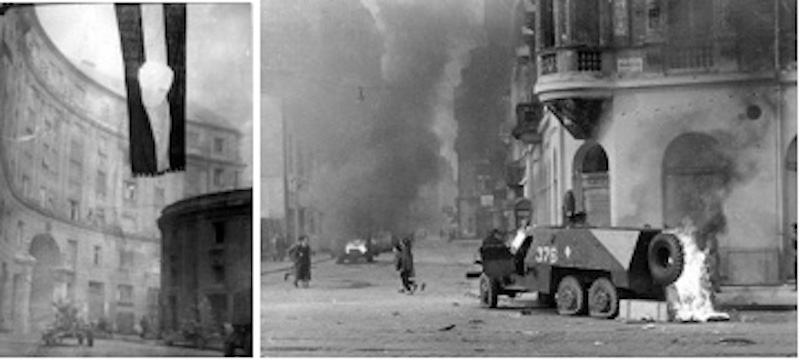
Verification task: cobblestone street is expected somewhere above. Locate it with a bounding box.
[0,333,221,357]
[263,239,797,357]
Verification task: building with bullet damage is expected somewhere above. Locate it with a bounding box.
[507,0,796,302]
[157,188,252,348]
[0,6,245,334]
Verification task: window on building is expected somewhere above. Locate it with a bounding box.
[213,137,224,154]
[69,199,80,221]
[96,170,106,198]
[97,135,108,161]
[147,287,159,307]
[212,265,225,284]
[213,168,224,187]
[666,0,712,42]
[68,239,78,270]
[93,245,101,266]
[21,174,30,198]
[117,284,133,305]
[95,207,105,225]
[538,0,555,48]
[70,138,84,162]
[41,143,51,173]
[123,180,137,203]
[213,221,225,244]
[17,221,24,246]
[647,0,664,33]
[187,131,200,150]
[39,186,47,207]
[119,250,134,270]
[169,255,179,284]
[571,0,600,46]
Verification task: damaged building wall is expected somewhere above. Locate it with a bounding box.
[520,0,797,289]
[606,84,788,285]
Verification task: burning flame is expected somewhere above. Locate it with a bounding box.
[665,220,730,322]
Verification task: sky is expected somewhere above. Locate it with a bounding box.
[35,3,254,184]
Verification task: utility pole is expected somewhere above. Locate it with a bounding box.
[281,97,292,242]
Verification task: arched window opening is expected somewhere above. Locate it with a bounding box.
[574,142,610,226]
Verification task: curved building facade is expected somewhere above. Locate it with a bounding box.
[0,6,245,333]
[157,188,252,344]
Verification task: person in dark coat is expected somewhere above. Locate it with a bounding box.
[395,236,422,294]
[288,235,312,288]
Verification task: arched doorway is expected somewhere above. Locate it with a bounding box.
[784,137,797,280]
[29,234,62,332]
[662,133,730,286]
[573,142,610,226]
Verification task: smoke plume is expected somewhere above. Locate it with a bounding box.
[295,0,482,238]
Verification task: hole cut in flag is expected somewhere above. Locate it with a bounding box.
[115,3,186,177]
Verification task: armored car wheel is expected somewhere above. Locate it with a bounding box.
[588,277,619,319]
[556,275,586,316]
[648,234,685,285]
[479,273,499,308]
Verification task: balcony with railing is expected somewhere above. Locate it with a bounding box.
[532,0,794,98]
[536,35,785,99]
[535,47,614,99]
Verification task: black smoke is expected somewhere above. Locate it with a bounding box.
[292,0,479,238]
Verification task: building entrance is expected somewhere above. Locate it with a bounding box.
[573,142,610,226]
[29,234,62,332]
[662,133,728,286]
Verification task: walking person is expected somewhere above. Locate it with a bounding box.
[287,235,312,288]
[395,235,424,294]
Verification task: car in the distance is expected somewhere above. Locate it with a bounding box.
[337,238,374,264]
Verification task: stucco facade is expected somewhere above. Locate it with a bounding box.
[510,0,797,289]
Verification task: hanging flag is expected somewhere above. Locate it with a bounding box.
[115,3,186,176]
[164,4,186,172]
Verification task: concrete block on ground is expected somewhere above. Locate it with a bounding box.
[617,299,670,322]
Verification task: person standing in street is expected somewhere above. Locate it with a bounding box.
[288,235,312,288]
[395,235,424,294]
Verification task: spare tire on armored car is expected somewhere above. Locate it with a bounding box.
[647,233,684,285]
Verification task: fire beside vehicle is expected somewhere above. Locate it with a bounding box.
[337,238,375,264]
[467,226,685,319]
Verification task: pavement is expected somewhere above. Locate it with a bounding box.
[262,252,335,275]
[263,237,797,357]
[0,331,222,357]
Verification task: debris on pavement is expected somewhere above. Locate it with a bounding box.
[642,324,656,330]
[439,324,456,331]
[718,337,757,346]
[520,309,532,315]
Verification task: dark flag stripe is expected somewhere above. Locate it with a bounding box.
[164,4,187,172]
[115,3,158,176]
